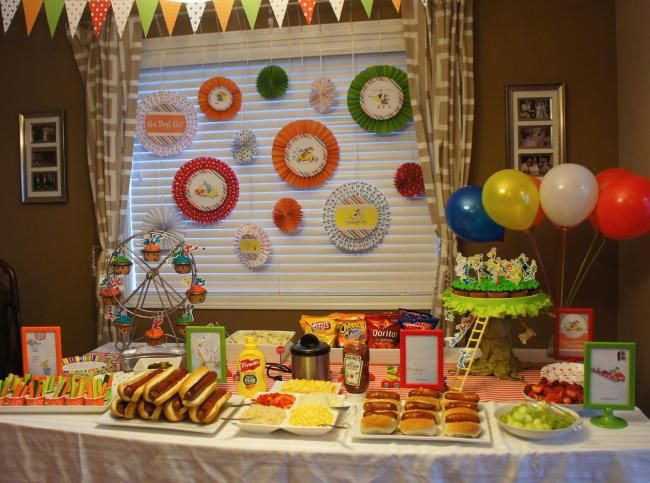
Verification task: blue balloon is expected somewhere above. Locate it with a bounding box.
[445,186,505,242]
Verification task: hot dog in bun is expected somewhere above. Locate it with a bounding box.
[399,410,438,436]
[443,391,480,403]
[408,388,442,399]
[188,388,232,424]
[179,367,219,408]
[440,399,479,411]
[117,369,164,402]
[137,399,163,420]
[361,412,399,434]
[366,390,401,401]
[110,398,138,419]
[405,396,440,412]
[163,395,189,422]
[442,407,481,438]
[143,367,189,405]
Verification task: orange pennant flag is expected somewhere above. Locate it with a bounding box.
[298,0,316,24]
[212,0,234,31]
[23,0,43,35]
[391,0,401,12]
[88,0,111,38]
[160,0,181,36]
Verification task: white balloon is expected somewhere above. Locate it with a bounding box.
[539,163,599,227]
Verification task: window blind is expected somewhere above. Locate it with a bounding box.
[130,21,437,310]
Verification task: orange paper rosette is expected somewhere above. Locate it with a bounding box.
[272,120,339,189]
[273,198,303,234]
[198,76,242,121]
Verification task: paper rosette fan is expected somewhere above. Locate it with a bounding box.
[256,65,289,100]
[232,129,257,165]
[272,120,339,189]
[198,76,242,121]
[234,224,271,269]
[310,77,336,114]
[347,65,412,134]
[141,206,187,250]
[273,198,303,234]
[394,163,424,198]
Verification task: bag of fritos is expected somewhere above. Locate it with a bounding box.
[299,315,339,347]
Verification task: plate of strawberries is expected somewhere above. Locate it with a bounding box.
[523,376,584,411]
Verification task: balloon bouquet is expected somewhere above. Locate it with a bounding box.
[444,164,649,379]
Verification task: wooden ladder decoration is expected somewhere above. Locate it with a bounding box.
[450,316,490,392]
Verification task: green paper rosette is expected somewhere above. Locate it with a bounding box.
[347,65,412,134]
[256,65,289,100]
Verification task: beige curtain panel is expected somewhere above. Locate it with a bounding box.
[69,19,143,345]
[402,0,475,327]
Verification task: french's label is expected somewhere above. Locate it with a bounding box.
[240,358,261,372]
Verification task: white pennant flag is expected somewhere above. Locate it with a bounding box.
[186,1,206,33]
[328,0,343,21]
[1,0,21,32]
[269,0,288,27]
[111,0,133,37]
[65,0,87,37]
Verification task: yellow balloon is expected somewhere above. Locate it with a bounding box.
[482,169,540,230]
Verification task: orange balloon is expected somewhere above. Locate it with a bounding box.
[529,176,546,228]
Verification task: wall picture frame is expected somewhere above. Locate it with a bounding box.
[399,329,444,389]
[19,111,67,203]
[21,326,63,377]
[506,84,565,178]
[553,308,594,361]
[185,325,227,381]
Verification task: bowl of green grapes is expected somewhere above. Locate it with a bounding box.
[495,402,581,440]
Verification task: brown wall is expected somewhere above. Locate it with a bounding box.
[0,12,97,356]
[616,0,650,414]
[470,0,619,348]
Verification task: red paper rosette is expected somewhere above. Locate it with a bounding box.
[272,120,339,189]
[394,162,424,198]
[198,77,242,122]
[172,157,239,224]
[273,198,303,234]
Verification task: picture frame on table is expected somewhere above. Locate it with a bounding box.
[553,308,594,361]
[506,84,565,178]
[185,325,227,382]
[399,329,444,389]
[584,342,635,411]
[18,111,67,204]
[21,326,63,376]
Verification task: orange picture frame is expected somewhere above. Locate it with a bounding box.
[21,326,63,376]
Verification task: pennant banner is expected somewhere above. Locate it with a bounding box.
[44,0,65,35]
[135,0,156,37]
[328,0,343,21]
[299,0,316,24]
[23,0,43,35]
[111,0,132,37]
[2,0,21,33]
[159,0,181,36]
[88,0,110,37]
[360,0,373,18]
[269,0,287,28]
[240,0,260,29]
[213,0,233,32]
[64,0,85,36]
[186,1,205,33]
[391,0,400,12]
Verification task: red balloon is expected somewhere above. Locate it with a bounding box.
[589,168,635,231]
[592,174,650,240]
[528,176,546,228]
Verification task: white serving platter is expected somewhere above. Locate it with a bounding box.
[95,394,243,434]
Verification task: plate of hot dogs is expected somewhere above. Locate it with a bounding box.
[349,389,491,444]
[96,367,242,434]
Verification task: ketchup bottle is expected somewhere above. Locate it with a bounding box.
[343,339,369,396]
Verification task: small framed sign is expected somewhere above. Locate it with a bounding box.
[185,325,227,382]
[21,326,63,376]
[584,342,636,429]
[399,329,444,389]
[554,308,593,361]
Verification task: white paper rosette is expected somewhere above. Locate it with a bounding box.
[322,182,391,252]
[232,129,257,165]
[310,77,336,114]
[135,91,198,156]
[141,206,187,250]
[234,223,271,269]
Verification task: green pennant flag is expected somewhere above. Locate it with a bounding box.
[241,0,262,29]
[361,0,374,18]
[44,0,65,36]
[136,0,159,37]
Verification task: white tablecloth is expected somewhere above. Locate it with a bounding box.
[0,403,649,482]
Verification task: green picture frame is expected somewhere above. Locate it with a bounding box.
[584,341,635,411]
[184,325,227,382]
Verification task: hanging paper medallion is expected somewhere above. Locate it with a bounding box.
[136,91,198,156]
[394,162,425,198]
[323,182,391,252]
[310,77,336,114]
[273,198,303,234]
[198,77,242,121]
[234,224,271,269]
[348,65,412,134]
[172,157,239,224]
[257,65,289,100]
[232,129,257,165]
[273,120,339,189]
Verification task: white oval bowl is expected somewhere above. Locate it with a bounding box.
[495,403,582,440]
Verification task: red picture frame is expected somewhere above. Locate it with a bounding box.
[399,329,444,389]
[21,326,63,376]
[553,308,594,361]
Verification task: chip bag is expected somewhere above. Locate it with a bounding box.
[299,315,338,347]
[365,312,401,349]
[398,308,439,330]
[331,313,366,347]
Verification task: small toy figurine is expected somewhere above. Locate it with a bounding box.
[381,365,400,388]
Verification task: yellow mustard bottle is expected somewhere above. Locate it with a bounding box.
[237,336,267,397]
